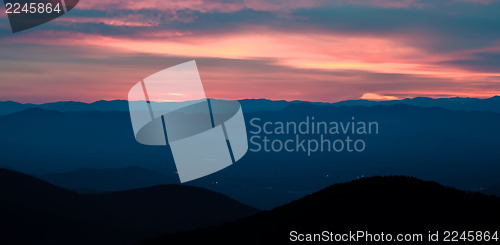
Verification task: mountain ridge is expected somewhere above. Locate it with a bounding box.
[0,168,259,245]
[141,176,500,244]
[2,96,500,115]
[38,165,179,192]
[2,102,500,210]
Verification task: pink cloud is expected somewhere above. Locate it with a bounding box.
[1,0,499,103]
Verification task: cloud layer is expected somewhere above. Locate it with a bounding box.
[1,0,499,102]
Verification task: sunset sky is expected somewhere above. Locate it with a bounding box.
[1,0,500,103]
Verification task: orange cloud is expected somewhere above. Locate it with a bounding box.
[1,0,500,102]
[360,93,399,100]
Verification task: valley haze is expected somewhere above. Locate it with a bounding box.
[1,96,499,209]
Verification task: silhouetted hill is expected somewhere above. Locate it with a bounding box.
[40,100,129,112]
[335,96,500,113]
[9,107,65,118]
[239,99,304,112]
[0,101,33,115]
[39,166,178,192]
[0,169,124,244]
[482,183,500,197]
[0,169,259,245]
[87,185,259,233]
[0,99,299,115]
[142,176,500,244]
[0,168,83,214]
[0,100,130,115]
[2,96,500,115]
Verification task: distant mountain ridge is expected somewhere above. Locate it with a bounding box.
[2,101,500,210]
[334,96,500,113]
[2,96,500,115]
[0,168,259,245]
[0,100,130,115]
[38,166,179,192]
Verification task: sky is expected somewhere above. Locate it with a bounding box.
[0,0,500,103]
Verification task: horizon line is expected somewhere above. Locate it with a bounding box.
[1,95,500,105]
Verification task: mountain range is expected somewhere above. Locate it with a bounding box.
[1,98,500,210]
[38,165,178,193]
[2,169,499,244]
[2,96,500,115]
[141,176,500,244]
[0,168,258,245]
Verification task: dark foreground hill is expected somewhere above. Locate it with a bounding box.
[482,182,500,197]
[141,176,500,244]
[0,169,259,245]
